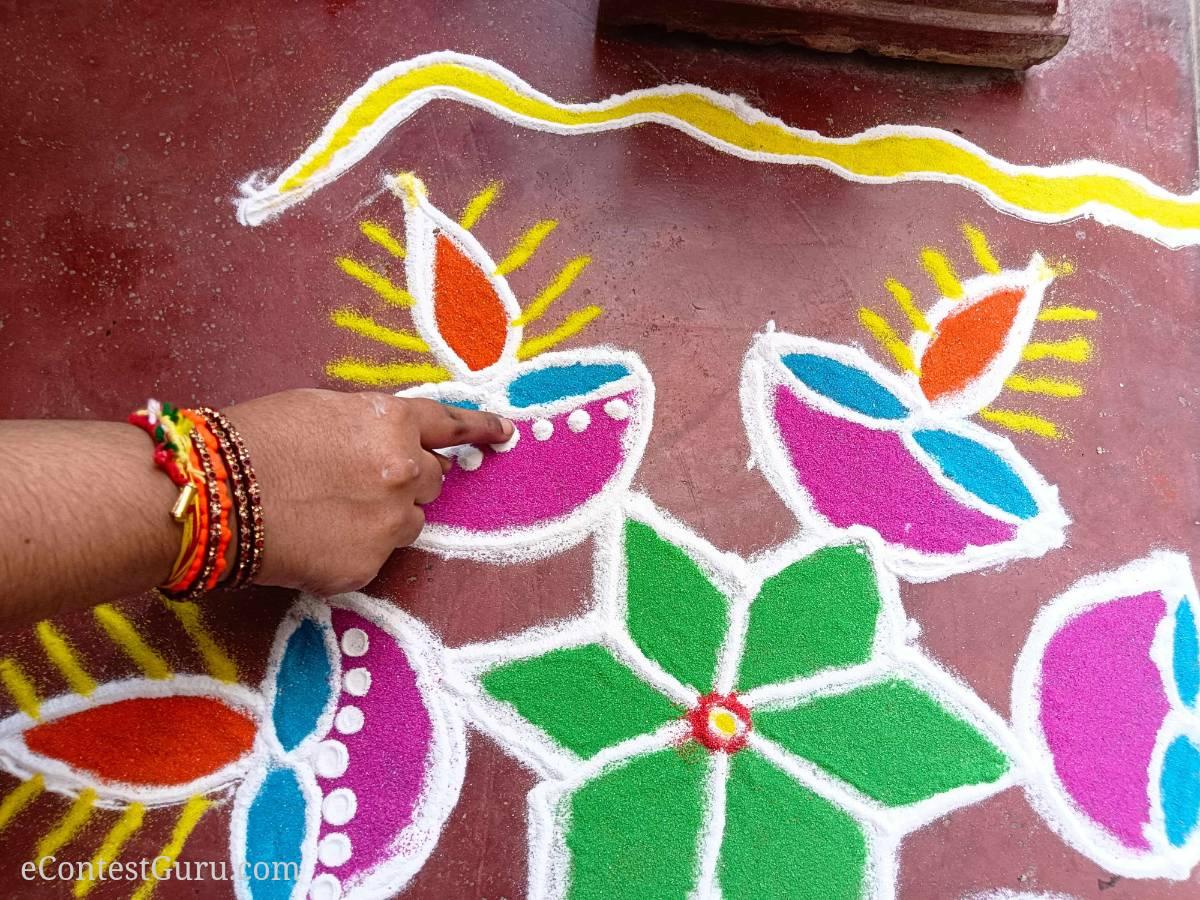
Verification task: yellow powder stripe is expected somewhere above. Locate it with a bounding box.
[0,658,40,719]
[1022,337,1093,363]
[857,308,918,374]
[920,248,964,300]
[330,309,431,353]
[163,600,238,684]
[335,257,414,307]
[458,180,501,229]
[1038,305,1098,321]
[0,775,44,833]
[93,606,171,680]
[359,221,406,258]
[73,803,146,899]
[248,55,1200,245]
[961,223,1001,274]
[512,255,592,326]
[36,621,96,697]
[882,278,930,333]
[495,220,558,276]
[35,789,98,863]
[517,305,602,360]
[130,796,211,900]
[979,408,1061,439]
[326,359,450,386]
[1004,375,1084,398]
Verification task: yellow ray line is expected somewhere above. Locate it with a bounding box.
[1004,375,1084,398]
[512,255,592,326]
[1038,305,1098,321]
[130,796,211,900]
[0,658,40,719]
[495,219,558,276]
[74,803,146,898]
[0,775,44,833]
[961,223,1001,274]
[329,309,430,353]
[93,606,171,680]
[1022,337,1093,363]
[326,359,451,386]
[979,408,1062,439]
[36,622,96,697]
[35,789,97,863]
[517,305,602,360]
[857,308,918,374]
[359,220,406,258]
[458,180,501,229]
[163,600,237,684]
[920,248,964,300]
[882,278,930,333]
[335,256,414,307]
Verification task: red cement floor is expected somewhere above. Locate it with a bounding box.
[1,1,1199,897]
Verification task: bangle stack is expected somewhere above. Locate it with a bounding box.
[129,400,265,600]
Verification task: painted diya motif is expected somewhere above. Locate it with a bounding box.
[1012,552,1200,879]
[741,245,1076,581]
[324,174,653,561]
[231,595,465,900]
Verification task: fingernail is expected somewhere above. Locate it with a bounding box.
[500,417,515,437]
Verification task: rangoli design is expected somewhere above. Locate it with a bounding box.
[326,173,653,562]
[446,496,1017,899]
[235,51,1200,248]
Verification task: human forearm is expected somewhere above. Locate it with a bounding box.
[0,420,180,628]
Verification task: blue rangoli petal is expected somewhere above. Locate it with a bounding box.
[1174,599,1200,707]
[781,354,908,420]
[271,618,333,752]
[912,429,1038,519]
[244,766,309,899]
[1161,734,1200,847]
[507,363,629,407]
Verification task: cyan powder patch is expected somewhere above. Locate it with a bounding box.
[913,428,1037,519]
[1173,599,1200,707]
[508,363,629,407]
[1161,735,1200,847]
[781,353,908,420]
[244,766,308,900]
[271,618,333,752]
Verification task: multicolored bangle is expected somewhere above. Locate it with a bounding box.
[130,400,265,599]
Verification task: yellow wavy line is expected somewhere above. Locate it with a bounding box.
[238,53,1200,245]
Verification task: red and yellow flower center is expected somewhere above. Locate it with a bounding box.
[686,692,751,753]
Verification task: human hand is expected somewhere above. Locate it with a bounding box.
[222,389,512,595]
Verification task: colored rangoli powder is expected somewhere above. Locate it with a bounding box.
[919,288,1023,402]
[434,232,508,370]
[24,695,256,786]
[1038,591,1170,850]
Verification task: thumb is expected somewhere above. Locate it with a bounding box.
[404,398,514,449]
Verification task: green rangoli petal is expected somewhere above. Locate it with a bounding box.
[566,749,708,899]
[482,644,680,758]
[719,750,866,899]
[737,544,880,693]
[754,679,1009,807]
[625,519,728,694]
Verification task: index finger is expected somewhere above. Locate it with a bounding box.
[403,398,514,450]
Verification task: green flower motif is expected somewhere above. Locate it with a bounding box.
[461,498,1012,899]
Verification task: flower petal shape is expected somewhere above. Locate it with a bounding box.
[741,331,1068,582]
[1173,598,1199,707]
[1011,552,1200,878]
[1161,734,1200,849]
[401,349,654,563]
[624,518,729,694]
[239,765,312,900]
[560,749,707,899]
[234,594,466,900]
[270,617,334,752]
[482,644,679,759]
[0,677,262,805]
[736,543,881,693]
[755,679,1008,807]
[719,750,866,899]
